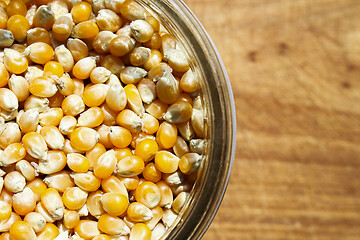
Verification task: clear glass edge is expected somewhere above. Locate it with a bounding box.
[134,0,237,239]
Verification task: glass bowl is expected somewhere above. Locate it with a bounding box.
[135,0,237,239]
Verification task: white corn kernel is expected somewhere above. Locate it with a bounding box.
[106,82,127,112]
[24,212,46,233]
[4,171,26,193]
[16,160,37,181]
[0,88,18,111]
[8,74,30,102]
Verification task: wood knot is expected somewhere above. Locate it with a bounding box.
[278,42,289,55]
[247,51,257,62]
[341,81,351,89]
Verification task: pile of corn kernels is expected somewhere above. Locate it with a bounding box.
[0,0,205,239]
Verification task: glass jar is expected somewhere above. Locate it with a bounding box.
[135,0,236,239]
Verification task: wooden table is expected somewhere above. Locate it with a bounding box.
[184,0,360,239]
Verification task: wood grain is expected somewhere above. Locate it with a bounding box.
[183,0,360,239]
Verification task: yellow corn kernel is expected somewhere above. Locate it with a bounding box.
[27,27,52,45]
[94,150,117,179]
[70,127,100,151]
[0,188,13,206]
[72,20,99,39]
[135,181,161,209]
[92,234,111,240]
[26,42,54,65]
[116,109,143,133]
[101,175,129,198]
[48,92,64,108]
[59,115,77,135]
[36,223,59,240]
[86,190,105,218]
[96,124,114,148]
[124,83,145,115]
[144,49,162,71]
[156,121,177,149]
[33,5,55,30]
[166,49,190,73]
[71,1,91,23]
[54,45,74,73]
[72,56,96,80]
[114,147,133,162]
[22,132,48,160]
[154,151,180,174]
[62,186,88,210]
[109,35,135,57]
[67,153,90,173]
[143,32,162,50]
[100,103,117,126]
[8,75,29,102]
[164,101,193,124]
[100,54,125,76]
[137,78,156,104]
[100,192,128,216]
[44,61,64,78]
[67,38,89,62]
[178,92,193,105]
[3,48,28,74]
[35,201,56,223]
[0,232,10,240]
[129,47,151,67]
[90,66,111,84]
[7,15,30,42]
[126,202,153,222]
[0,143,26,166]
[129,223,151,240]
[163,170,185,187]
[12,187,36,216]
[82,83,109,107]
[173,136,190,158]
[0,63,9,87]
[85,143,106,170]
[38,150,66,174]
[43,170,75,193]
[116,155,145,177]
[140,114,158,136]
[135,139,158,163]
[0,212,22,232]
[0,88,19,111]
[26,178,47,202]
[39,108,63,127]
[180,69,199,92]
[18,109,39,133]
[96,9,122,32]
[0,201,11,220]
[0,6,7,29]
[98,213,129,235]
[179,153,201,175]
[24,95,49,113]
[41,188,64,220]
[172,191,189,214]
[15,160,36,181]
[73,171,101,192]
[74,220,100,240]
[9,221,36,240]
[120,0,145,20]
[108,126,132,149]
[130,19,154,43]
[145,206,163,230]
[142,162,161,183]
[29,76,58,98]
[23,212,46,233]
[77,107,104,128]
[5,0,26,17]
[117,176,139,191]
[52,74,74,96]
[92,31,116,54]
[63,210,80,229]
[0,122,21,149]
[191,109,205,138]
[156,71,180,105]
[144,99,168,120]
[177,120,195,141]
[105,82,127,112]
[61,94,85,116]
